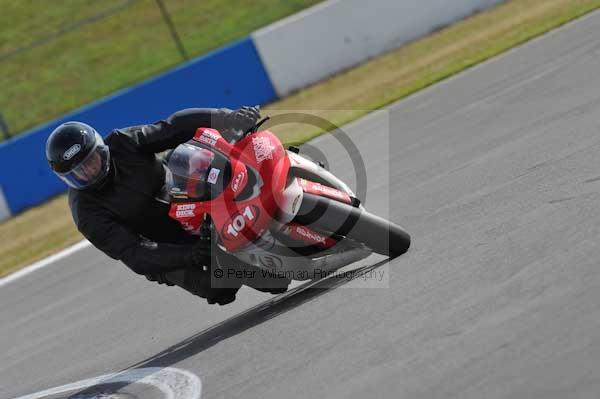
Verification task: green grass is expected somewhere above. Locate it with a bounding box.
[0,0,322,137]
[2,0,600,278]
[265,0,600,144]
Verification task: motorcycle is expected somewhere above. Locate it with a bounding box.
[164,118,410,285]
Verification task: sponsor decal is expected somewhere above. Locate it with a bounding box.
[259,255,283,270]
[176,210,194,217]
[63,144,81,160]
[312,184,338,196]
[299,178,351,203]
[252,136,274,163]
[175,203,195,218]
[207,168,220,184]
[222,205,260,241]
[199,130,220,146]
[295,226,326,244]
[231,171,245,192]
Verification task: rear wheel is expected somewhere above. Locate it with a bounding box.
[293,193,410,257]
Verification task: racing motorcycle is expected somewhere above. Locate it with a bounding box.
[164,118,410,283]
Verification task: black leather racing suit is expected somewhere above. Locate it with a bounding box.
[68,108,243,304]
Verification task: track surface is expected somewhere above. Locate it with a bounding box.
[3,10,600,399]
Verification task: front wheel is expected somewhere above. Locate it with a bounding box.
[293,193,411,257]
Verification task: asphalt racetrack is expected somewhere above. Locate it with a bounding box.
[3,10,600,399]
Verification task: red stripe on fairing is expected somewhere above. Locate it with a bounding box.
[284,223,337,249]
[297,178,352,204]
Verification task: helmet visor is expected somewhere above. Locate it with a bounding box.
[57,133,110,189]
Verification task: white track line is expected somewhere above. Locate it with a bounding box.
[0,240,91,287]
[11,367,202,399]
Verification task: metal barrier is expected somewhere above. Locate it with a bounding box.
[0,38,276,218]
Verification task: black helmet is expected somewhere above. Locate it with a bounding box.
[46,121,111,190]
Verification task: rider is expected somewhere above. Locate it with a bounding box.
[46,106,281,305]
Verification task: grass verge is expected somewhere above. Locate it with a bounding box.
[1,0,599,278]
[0,0,322,137]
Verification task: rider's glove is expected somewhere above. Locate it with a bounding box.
[224,106,260,134]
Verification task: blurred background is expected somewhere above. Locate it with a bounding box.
[0,0,321,141]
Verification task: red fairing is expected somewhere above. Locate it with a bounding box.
[168,203,203,235]
[169,128,290,252]
[297,178,352,204]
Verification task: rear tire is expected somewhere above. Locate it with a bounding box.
[294,193,411,257]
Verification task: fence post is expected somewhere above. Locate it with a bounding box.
[154,0,188,61]
[0,112,10,140]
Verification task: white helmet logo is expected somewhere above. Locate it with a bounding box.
[63,144,81,160]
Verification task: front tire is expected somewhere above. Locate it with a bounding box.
[294,193,411,257]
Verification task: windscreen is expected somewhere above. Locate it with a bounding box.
[166,143,230,200]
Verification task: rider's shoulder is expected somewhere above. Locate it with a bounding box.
[105,125,146,148]
[67,187,104,226]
